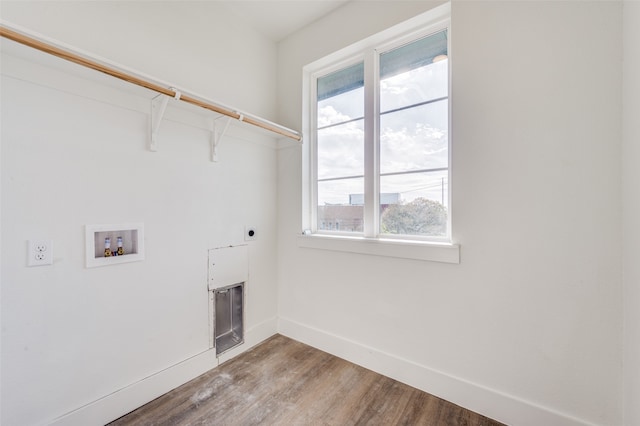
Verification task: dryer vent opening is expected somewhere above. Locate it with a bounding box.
[214,283,244,356]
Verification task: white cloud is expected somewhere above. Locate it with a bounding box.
[317,105,351,128]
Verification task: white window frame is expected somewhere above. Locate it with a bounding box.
[300,2,459,264]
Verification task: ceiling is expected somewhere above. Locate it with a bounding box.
[220,0,350,42]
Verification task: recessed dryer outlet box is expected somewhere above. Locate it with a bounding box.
[245,226,257,241]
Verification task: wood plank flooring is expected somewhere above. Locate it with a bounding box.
[109,335,506,426]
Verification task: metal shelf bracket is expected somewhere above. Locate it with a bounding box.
[150,88,181,152]
[211,116,233,162]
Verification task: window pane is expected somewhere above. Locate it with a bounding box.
[318,87,365,127]
[317,119,364,180]
[379,171,448,237]
[316,61,365,234]
[317,178,364,233]
[318,62,364,128]
[380,30,448,112]
[380,60,448,112]
[380,100,448,175]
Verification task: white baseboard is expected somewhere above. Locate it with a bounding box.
[49,317,277,426]
[277,316,599,426]
[49,349,218,426]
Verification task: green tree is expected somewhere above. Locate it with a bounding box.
[381,197,447,236]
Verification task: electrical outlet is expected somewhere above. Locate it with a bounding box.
[245,226,257,241]
[28,240,53,266]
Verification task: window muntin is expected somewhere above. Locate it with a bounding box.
[308,18,450,243]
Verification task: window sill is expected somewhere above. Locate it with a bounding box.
[297,234,460,264]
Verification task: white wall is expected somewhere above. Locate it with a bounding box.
[1,2,280,425]
[1,1,631,425]
[623,1,640,425]
[277,2,623,425]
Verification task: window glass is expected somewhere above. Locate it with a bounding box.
[318,86,365,128]
[317,119,364,180]
[380,31,448,112]
[317,178,364,233]
[379,170,448,237]
[316,62,365,233]
[380,100,448,175]
[379,31,448,237]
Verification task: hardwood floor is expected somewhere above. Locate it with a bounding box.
[109,335,506,426]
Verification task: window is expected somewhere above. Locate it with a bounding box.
[303,4,451,248]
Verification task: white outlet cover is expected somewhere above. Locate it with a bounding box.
[28,240,53,266]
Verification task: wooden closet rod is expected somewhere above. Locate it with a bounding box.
[0,24,302,142]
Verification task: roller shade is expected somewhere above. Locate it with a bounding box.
[380,29,448,80]
[317,62,364,101]
[317,29,447,101]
